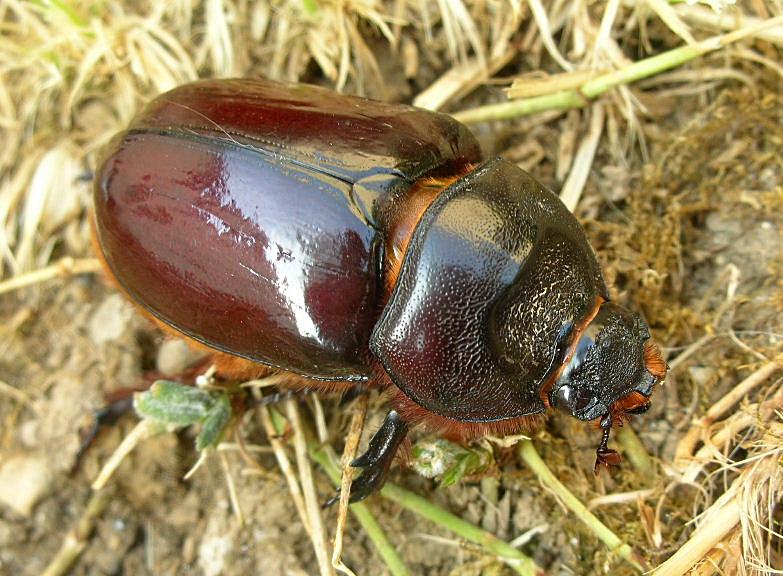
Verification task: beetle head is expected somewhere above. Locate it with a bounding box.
[549,301,667,423]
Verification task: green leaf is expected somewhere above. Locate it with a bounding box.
[412,438,493,487]
[196,394,232,451]
[411,438,463,479]
[268,406,288,435]
[134,380,216,426]
[439,452,481,487]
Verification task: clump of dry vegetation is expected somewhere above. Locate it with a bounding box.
[1,1,782,575]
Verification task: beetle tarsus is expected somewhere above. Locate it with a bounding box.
[325,410,409,506]
[593,415,622,475]
[594,446,622,475]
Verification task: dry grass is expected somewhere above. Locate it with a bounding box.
[2,1,783,574]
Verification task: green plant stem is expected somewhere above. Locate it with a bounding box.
[616,426,655,478]
[311,443,543,576]
[310,445,411,576]
[380,482,544,576]
[453,43,706,123]
[453,90,583,123]
[518,440,645,572]
[579,44,706,99]
[453,19,783,124]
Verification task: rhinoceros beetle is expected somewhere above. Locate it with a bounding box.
[93,78,667,502]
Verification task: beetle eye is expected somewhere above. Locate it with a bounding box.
[552,385,594,414]
[572,389,594,412]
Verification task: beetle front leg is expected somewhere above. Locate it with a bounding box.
[593,414,622,475]
[325,410,409,506]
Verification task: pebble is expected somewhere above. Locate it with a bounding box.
[688,366,716,389]
[156,339,204,376]
[88,294,132,345]
[0,454,52,516]
[198,509,235,576]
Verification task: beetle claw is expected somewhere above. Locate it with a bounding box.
[347,460,392,503]
[322,456,395,507]
[324,410,408,506]
[322,491,342,509]
[349,451,375,469]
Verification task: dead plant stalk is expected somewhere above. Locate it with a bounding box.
[652,452,782,576]
[0,257,101,295]
[257,402,312,535]
[286,399,335,576]
[675,358,783,465]
[331,394,368,576]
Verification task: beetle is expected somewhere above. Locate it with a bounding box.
[92,78,667,502]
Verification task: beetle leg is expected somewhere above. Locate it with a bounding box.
[324,410,409,506]
[248,387,312,407]
[338,383,368,406]
[73,394,135,473]
[593,414,621,475]
[626,401,651,415]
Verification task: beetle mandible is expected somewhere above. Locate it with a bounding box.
[93,78,667,502]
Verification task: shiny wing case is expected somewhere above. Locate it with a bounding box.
[93,79,482,380]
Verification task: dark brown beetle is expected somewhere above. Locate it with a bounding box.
[93,78,667,502]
